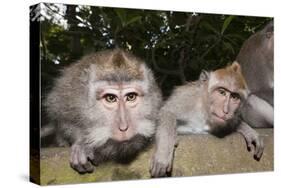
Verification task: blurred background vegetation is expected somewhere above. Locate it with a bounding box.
[30,3,272,98]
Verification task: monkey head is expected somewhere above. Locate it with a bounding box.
[201,62,249,133]
[78,49,162,148]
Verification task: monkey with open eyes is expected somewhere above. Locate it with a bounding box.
[150,62,264,177]
[44,49,162,173]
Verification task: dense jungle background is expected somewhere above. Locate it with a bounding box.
[30,3,272,98]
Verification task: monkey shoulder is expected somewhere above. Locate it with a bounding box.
[45,60,93,123]
[163,82,209,134]
[172,82,202,103]
[162,81,204,117]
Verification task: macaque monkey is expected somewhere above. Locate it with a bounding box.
[237,21,274,128]
[150,62,264,177]
[45,49,162,173]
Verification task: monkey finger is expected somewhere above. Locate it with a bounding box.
[153,163,163,177]
[87,150,95,161]
[70,144,93,173]
[151,162,165,177]
[149,158,155,174]
[77,149,95,173]
[71,160,93,174]
[82,161,94,173]
[70,145,79,164]
[247,146,252,152]
[150,159,160,177]
[70,162,87,174]
[254,138,264,160]
[158,162,169,177]
[167,162,172,173]
[157,167,166,177]
[70,153,78,168]
[70,148,81,172]
[245,139,252,152]
[150,167,158,177]
[149,162,157,177]
[78,152,87,165]
[87,152,99,166]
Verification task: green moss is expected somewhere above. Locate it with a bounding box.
[38,129,273,185]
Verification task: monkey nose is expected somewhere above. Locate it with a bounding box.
[223,105,230,114]
[118,124,129,132]
[223,109,229,114]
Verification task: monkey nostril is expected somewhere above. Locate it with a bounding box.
[119,125,129,132]
[223,106,229,114]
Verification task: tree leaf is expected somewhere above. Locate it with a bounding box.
[115,9,126,27]
[221,15,235,34]
[201,21,220,35]
[125,16,142,26]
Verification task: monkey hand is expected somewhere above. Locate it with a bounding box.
[149,149,174,177]
[70,143,96,174]
[237,122,264,161]
[243,130,264,161]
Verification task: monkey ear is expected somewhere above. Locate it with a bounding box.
[231,61,241,73]
[199,70,210,82]
[264,21,273,33]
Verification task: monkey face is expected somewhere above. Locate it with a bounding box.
[81,54,160,148]
[209,87,241,126]
[96,83,147,142]
[206,62,248,128]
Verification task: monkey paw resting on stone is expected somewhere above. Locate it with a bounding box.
[150,62,264,177]
[45,49,162,173]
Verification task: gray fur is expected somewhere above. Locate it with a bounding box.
[150,65,264,177]
[44,49,162,173]
[237,21,274,128]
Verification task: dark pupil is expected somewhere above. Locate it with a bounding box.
[127,93,137,101]
[219,89,225,95]
[232,93,240,100]
[106,94,116,102]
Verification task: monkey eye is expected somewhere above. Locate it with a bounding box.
[217,88,227,96]
[126,92,138,102]
[104,94,117,103]
[231,93,241,101]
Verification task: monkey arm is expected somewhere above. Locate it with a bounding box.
[236,121,264,160]
[150,111,178,177]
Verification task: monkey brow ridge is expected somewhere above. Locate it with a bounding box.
[219,87,239,95]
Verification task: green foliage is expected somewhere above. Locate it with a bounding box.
[38,3,271,97]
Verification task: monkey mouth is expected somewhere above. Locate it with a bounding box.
[112,131,134,142]
[212,113,227,123]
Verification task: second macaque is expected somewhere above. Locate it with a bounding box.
[150,62,264,177]
[237,21,274,128]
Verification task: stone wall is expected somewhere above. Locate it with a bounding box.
[35,129,273,185]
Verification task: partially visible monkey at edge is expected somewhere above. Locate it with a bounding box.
[44,49,162,173]
[150,62,264,177]
[237,21,274,128]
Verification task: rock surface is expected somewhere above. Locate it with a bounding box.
[36,129,273,185]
